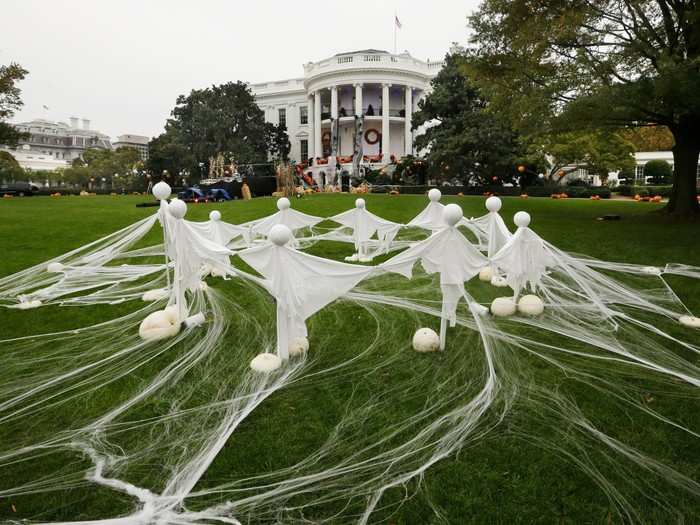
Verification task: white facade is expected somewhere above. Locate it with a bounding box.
[0,117,111,171]
[249,49,443,176]
[564,150,700,186]
[114,134,150,161]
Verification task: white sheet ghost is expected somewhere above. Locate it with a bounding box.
[329,198,402,262]
[407,188,446,231]
[490,211,556,299]
[248,197,323,239]
[381,204,489,350]
[166,200,233,321]
[466,196,513,258]
[186,210,251,249]
[238,224,375,360]
[408,188,484,242]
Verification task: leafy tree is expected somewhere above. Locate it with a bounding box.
[618,166,636,185]
[412,53,524,186]
[0,63,29,147]
[147,129,195,180]
[62,147,142,189]
[266,122,291,162]
[61,165,91,188]
[467,1,700,215]
[644,159,673,184]
[167,81,271,168]
[0,150,24,182]
[394,155,429,185]
[525,130,636,185]
[622,126,675,152]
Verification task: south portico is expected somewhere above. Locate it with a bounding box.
[250,49,442,183]
[306,81,419,163]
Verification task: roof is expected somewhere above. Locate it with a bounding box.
[115,134,149,145]
[334,49,389,56]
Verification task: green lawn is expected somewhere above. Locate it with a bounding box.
[0,194,698,523]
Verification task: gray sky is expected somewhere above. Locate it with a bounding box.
[2,0,479,140]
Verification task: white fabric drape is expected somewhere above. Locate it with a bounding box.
[238,242,374,359]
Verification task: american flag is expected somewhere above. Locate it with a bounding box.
[395,15,402,29]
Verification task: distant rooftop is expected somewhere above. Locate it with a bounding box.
[115,134,149,145]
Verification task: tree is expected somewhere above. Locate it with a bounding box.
[0,63,29,147]
[0,150,24,182]
[412,53,524,186]
[147,129,195,180]
[167,81,271,169]
[266,122,291,162]
[525,130,636,185]
[62,147,142,189]
[644,159,673,184]
[622,126,675,152]
[467,1,700,215]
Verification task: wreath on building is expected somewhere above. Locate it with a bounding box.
[364,129,380,145]
[322,132,331,144]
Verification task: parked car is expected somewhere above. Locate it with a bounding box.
[177,187,206,202]
[0,181,40,196]
[206,188,232,201]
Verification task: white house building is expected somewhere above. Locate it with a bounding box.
[0,117,112,171]
[249,49,444,179]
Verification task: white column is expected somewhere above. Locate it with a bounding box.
[354,83,363,116]
[330,85,338,119]
[308,94,315,160]
[314,90,322,160]
[404,85,413,156]
[382,83,391,162]
[330,86,338,158]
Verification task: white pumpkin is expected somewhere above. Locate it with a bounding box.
[139,306,180,341]
[289,336,310,357]
[412,328,440,353]
[517,295,544,316]
[491,297,516,317]
[250,352,282,372]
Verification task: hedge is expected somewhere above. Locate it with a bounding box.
[368,184,610,198]
[616,185,673,197]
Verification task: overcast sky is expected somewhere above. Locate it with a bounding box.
[2,0,480,140]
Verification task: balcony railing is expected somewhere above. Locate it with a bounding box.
[305,52,444,77]
[318,108,407,119]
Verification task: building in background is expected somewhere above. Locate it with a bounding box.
[113,134,149,161]
[249,49,444,178]
[0,117,111,171]
[563,151,700,187]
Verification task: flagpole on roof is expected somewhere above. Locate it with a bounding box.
[394,13,402,54]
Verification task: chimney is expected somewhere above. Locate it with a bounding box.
[82,119,90,130]
[70,117,79,129]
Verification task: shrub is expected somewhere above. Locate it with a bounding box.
[0,151,24,182]
[617,166,635,185]
[616,184,672,197]
[643,160,672,184]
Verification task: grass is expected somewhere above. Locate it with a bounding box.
[0,193,698,523]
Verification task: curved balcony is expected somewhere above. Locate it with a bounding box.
[304,51,444,81]
[320,108,407,124]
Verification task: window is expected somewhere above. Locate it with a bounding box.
[278,108,286,127]
[300,139,308,161]
[635,165,644,182]
[300,105,308,125]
